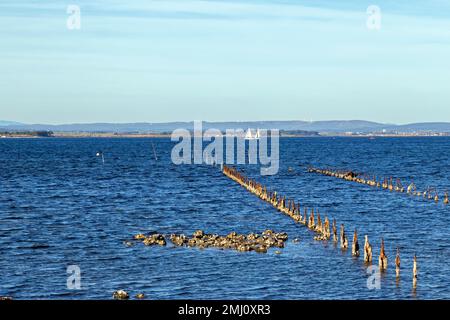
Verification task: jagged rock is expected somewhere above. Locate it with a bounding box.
[143,237,154,246]
[262,230,274,237]
[187,238,197,247]
[155,238,166,246]
[275,241,285,248]
[227,232,238,239]
[134,234,146,240]
[113,290,129,300]
[247,233,259,240]
[314,235,328,241]
[193,230,204,239]
[274,232,288,241]
[237,244,251,252]
[254,245,268,254]
[170,234,187,246]
[0,296,12,301]
[143,234,166,246]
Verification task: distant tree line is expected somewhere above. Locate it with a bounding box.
[0,131,54,137]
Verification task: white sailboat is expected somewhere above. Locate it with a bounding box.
[245,128,261,140]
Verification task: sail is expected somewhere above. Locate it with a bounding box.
[245,129,253,140]
[245,128,260,140]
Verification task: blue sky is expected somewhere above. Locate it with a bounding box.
[1,0,450,124]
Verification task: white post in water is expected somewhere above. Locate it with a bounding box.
[96,152,105,164]
[151,142,158,161]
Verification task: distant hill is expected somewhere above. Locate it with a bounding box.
[390,122,450,132]
[1,120,450,134]
[0,120,24,126]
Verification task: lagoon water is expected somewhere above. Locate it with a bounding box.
[1,137,450,300]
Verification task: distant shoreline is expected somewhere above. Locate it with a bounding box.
[2,132,450,139]
[3,120,450,136]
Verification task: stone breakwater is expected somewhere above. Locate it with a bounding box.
[308,167,449,206]
[132,230,289,254]
[222,165,418,286]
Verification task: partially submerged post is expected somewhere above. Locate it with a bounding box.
[364,235,372,263]
[340,224,348,249]
[379,238,388,271]
[395,248,401,278]
[407,183,416,194]
[316,212,322,233]
[324,217,330,239]
[308,209,315,230]
[352,229,360,257]
[332,219,338,243]
[413,254,418,288]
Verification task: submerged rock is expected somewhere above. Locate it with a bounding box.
[113,290,129,300]
[193,230,204,239]
[135,293,145,299]
[123,241,134,247]
[0,296,12,301]
[170,234,187,246]
[262,230,274,237]
[143,234,166,246]
[247,233,259,241]
[134,234,146,240]
[274,232,288,241]
[254,245,268,254]
[227,231,238,239]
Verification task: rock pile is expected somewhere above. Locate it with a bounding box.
[133,230,288,254]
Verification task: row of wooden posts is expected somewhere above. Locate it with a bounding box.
[223,165,419,286]
[308,167,449,205]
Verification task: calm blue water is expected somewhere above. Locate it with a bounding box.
[1,137,449,300]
